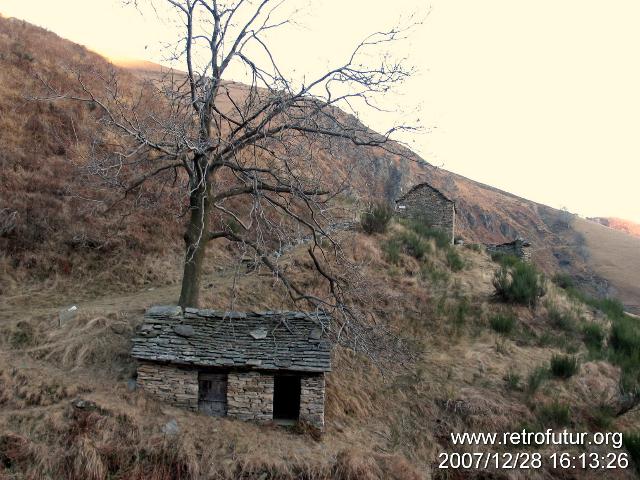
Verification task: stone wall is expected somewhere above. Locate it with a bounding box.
[299,375,325,429]
[395,185,455,244]
[227,371,274,422]
[136,364,327,430]
[486,240,532,262]
[137,361,198,410]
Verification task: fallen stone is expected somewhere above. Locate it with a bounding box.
[162,418,179,435]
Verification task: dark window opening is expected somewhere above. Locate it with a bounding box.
[273,374,301,421]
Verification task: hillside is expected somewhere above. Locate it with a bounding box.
[573,218,640,315]
[1,14,639,314]
[587,217,640,240]
[3,220,640,479]
[2,15,640,479]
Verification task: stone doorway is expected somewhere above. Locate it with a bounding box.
[198,372,227,416]
[273,374,301,422]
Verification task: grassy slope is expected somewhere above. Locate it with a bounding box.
[574,218,640,314]
[1,14,638,314]
[2,224,639,479]
[588,217,640,240]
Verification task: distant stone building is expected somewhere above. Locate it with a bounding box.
[131,306,331,430]
[486,238,532,262]
[395,183,456,244]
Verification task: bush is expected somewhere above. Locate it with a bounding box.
[446,249,465,272]
[383,238,401,264]
[582,322,605,350]
[526,366,549,394]
[361,202,393,234]
[490,313,516,335]
[537,401,571,428]
[10,321,34,348]
[398,231,430,259]
[493,262,546,307]
[504,370,521,391]
[549,354,579,379]
[491,252,521,268]
[546,303,576,331]
[405,221,451,249]
[420,261,449,285]
[610,315,640,356]
[552,272,575,290]
[452,297,471,330]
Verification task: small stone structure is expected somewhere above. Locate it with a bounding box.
[131,306,331,430]
[486,238,532,262]
[395,182,456,244]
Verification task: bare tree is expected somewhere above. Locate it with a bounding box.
[40,0,414,343]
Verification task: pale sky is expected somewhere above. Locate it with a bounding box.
[2,0,639,222]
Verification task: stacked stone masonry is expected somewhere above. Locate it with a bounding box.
[227,371,274,422]
[136,362,327,429]
[299,375,325,429]
[395,183,456,244]
[132,307,332,431]
[486,239,532,262]
[137,362,198,411]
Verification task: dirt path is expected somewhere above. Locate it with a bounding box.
[0,265,240,323]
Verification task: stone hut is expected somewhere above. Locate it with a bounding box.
[395,183,456,244]
[486,238,532,262]
[131,306,331,430]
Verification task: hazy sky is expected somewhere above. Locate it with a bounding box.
[2,0,639,222]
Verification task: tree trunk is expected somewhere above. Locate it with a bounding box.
[178,178,212,308]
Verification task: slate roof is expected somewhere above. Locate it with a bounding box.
[131,306,332,372]
[492,238,531,248]
[396,182,455,205]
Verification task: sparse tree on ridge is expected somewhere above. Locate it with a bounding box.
[39,0,414,357]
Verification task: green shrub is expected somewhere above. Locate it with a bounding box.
[582,322,605,350]
[446,249,465,272]
[493,262,546,307]
[526,366,549,394]
[420,262,449,285]
[490,313,516,335]
[383,238,401,264]
[361,202,393,234]
[398,231,429,259]
[555,286,640,393]
[552,272,575,290]
[623,432,640,473]
[546,303,576,331]
[537,401,571,428]
[491,252,521,268]
[10,321,34,348]
[404,221,451,249]
[610,315,640,357]
[452,297,471,331]
[549,354,579,379]
[504,370,521,391]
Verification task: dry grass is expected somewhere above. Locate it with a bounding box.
[1,14,640,480]
[2,227,640,479]
[573,217,640,314]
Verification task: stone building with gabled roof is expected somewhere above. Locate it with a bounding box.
[395,182,456,244]
[131,306,332,430]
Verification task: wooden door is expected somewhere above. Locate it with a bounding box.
[198,372,227,416]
